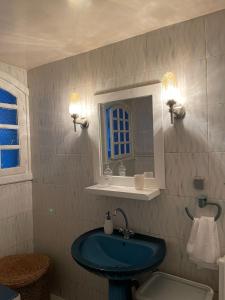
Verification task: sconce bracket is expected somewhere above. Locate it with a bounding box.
[166,99,186,124]
[71,114,89,131]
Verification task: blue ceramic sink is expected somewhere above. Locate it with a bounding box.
[71,228,166,300]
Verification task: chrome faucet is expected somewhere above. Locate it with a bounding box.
[114,208,134,239]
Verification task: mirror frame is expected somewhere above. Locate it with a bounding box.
[94,83,165,189]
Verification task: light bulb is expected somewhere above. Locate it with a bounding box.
[162,72,178,103]
[69,92,81,116]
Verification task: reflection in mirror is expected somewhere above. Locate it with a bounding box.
[100,96,154,177]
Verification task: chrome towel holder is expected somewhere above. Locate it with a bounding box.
[185,195,222,222]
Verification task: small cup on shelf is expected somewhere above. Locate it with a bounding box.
[134,174,144,190]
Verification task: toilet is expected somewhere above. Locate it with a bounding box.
[0,284,20,300]
[136,272,214,300]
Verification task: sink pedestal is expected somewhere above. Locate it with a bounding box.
[109,280,132,300]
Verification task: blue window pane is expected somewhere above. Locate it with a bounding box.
[114,144,119,155]
[126,144,130,154]
[120,132,124,142]
[120,121,124,130]
[120,144,125,154]
[113,120,118,130]
[1,149,19,168]
[119,109,123,118]
[113,109,117,118]
[125,121,129,130]
[125,111,128,120]
[106,109,111,159]
[114,132,118,142]
[126,132,129,142]
[0,108,17,125]
[0,129,18,145]
[0,88,16,104]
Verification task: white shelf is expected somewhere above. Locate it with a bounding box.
[85,184,160,201]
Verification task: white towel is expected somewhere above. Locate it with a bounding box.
[186,216,220,270]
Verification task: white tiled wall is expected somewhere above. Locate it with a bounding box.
[0,62,33,257]
[28,9,225,300]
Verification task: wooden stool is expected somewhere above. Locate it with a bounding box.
[0,254,50,300]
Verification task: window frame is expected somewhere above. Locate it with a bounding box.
[0,72,32,185]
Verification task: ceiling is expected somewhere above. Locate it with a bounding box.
[0,0,225,70]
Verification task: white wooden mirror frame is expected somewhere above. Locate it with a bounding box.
[93,83,165,189]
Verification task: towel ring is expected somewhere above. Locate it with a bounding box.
[185,195,222,222]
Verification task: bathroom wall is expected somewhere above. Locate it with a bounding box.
[28,9,225,299]
[0,61,33,257]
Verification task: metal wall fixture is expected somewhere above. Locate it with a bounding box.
[185,195,222,222]
[69,92,89,131]
[162,72,186,124]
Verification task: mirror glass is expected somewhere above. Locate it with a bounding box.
[100,96,154,177]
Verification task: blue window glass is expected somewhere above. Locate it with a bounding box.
[126,132,129,142]
[120,121,124,130]
[0,108,17,125]
[113,109,117,118]
[119,109,123,119]
[126,144,130,154]
[114,144,119,155]
[120,144,125,154]
[125,111,128,120]
[106,109,111,159]
[120,132,124,142]
[113,120,118,130]
[125,121,129,130]
[1,149,19,168]
[0,88,16,104]
[114,132,118,142]
[0,129,18,145]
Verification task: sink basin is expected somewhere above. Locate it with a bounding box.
[71,228,166,300]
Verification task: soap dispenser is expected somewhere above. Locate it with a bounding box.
[104,211,113,235]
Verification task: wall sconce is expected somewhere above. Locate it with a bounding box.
[162,72,186,124]
[69,92,89,131]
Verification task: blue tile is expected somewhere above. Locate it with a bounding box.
[0,88,16,104]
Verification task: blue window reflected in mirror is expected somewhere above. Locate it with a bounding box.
[105,104,132,160]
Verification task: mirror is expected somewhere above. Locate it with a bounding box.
[100,96,154,177]
[94,83,165,189]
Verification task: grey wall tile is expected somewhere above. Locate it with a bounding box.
[206,10,225,58]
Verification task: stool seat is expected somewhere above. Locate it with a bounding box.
[0,254,50,289]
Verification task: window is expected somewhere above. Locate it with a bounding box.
[105,104,133,160]
[0,88,20,169]
[0,76,31,184]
